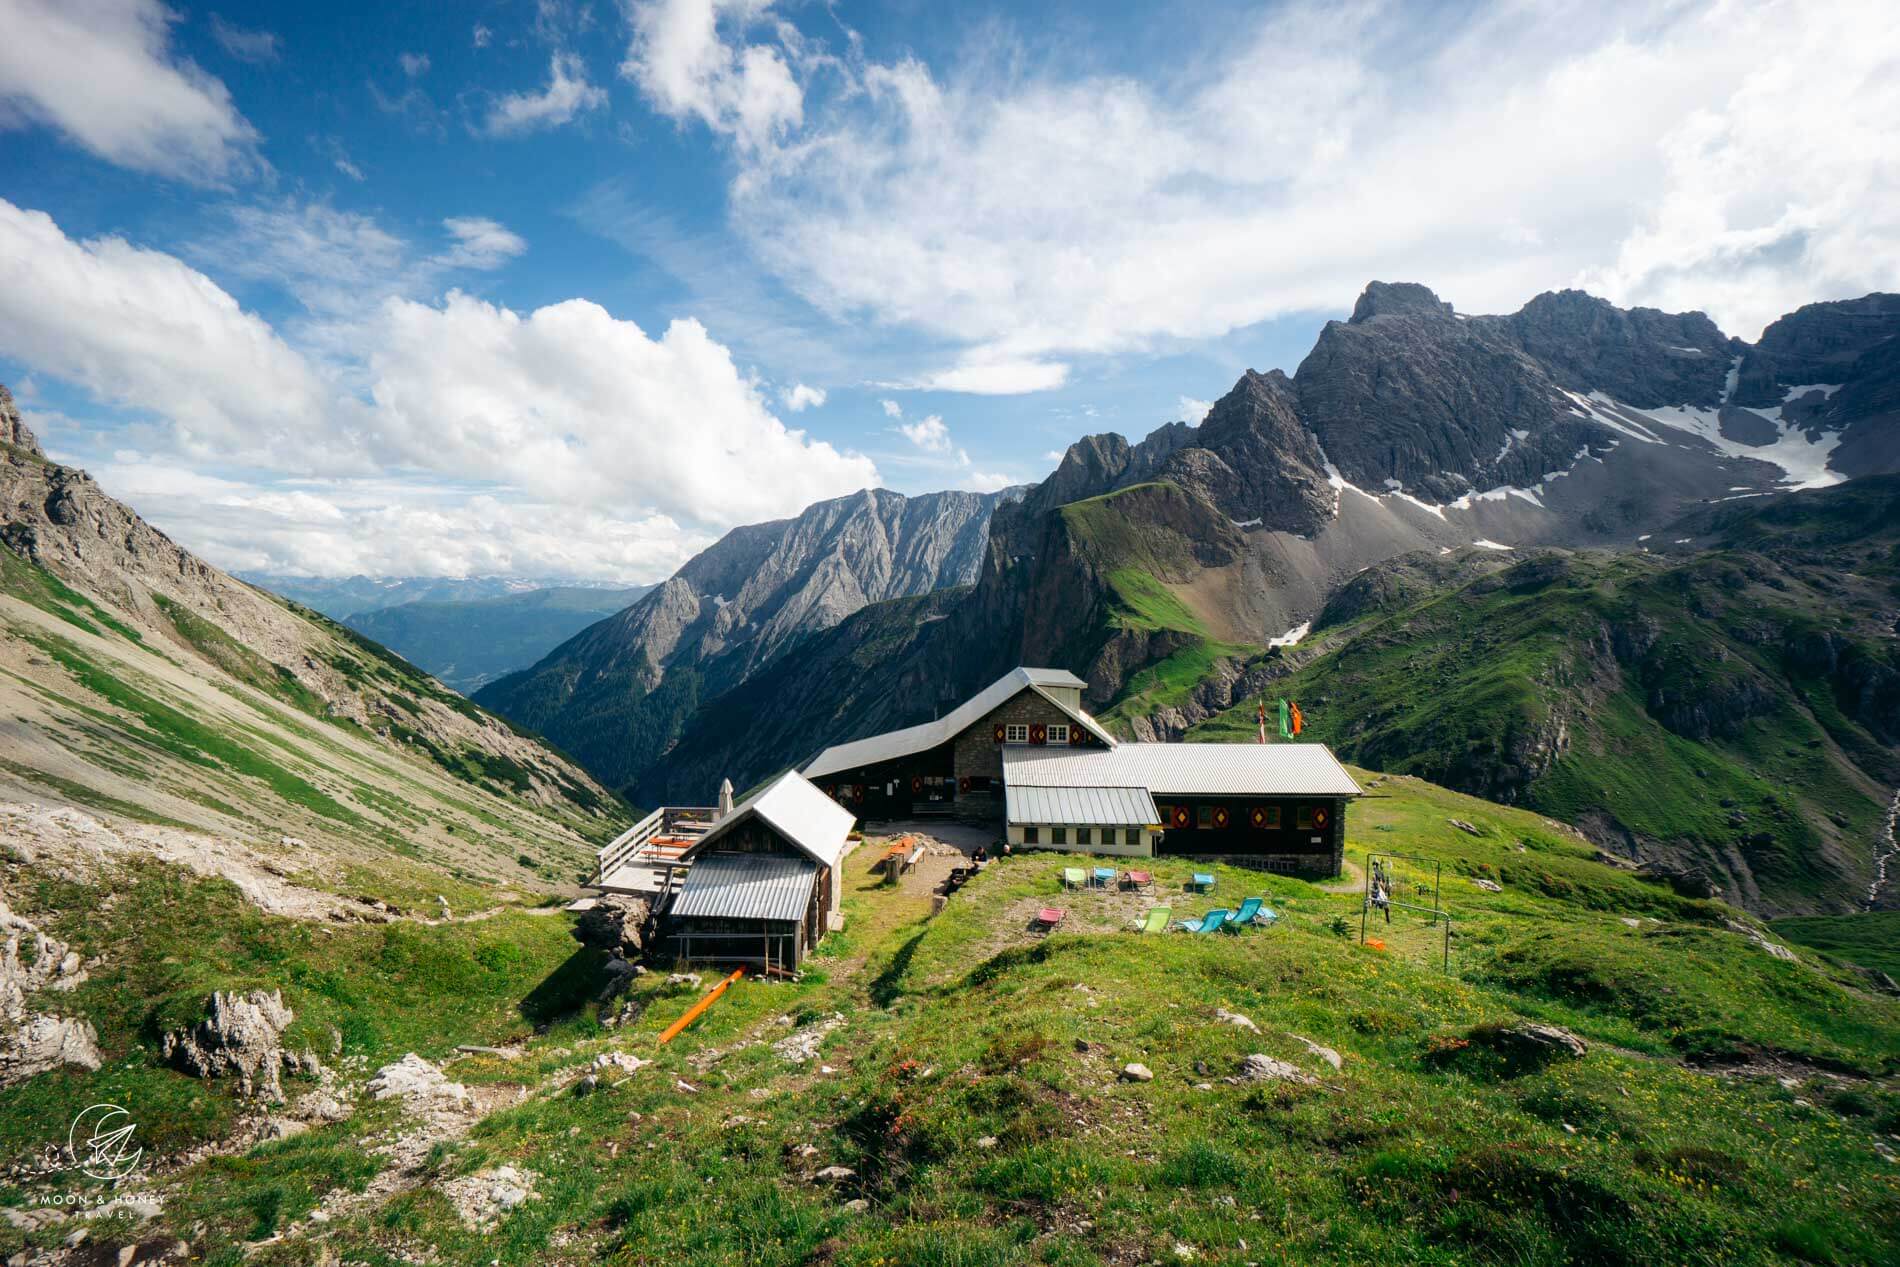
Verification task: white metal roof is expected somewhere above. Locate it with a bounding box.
[1005,784,1159,826]
[686,768,855,869]
[803,667,1112,779]
[1002,742,1363,798]
[669,852,817,922]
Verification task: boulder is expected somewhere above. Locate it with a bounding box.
[367,1053,472,1115]
[1287,1034,1343,1071]
[160,989,297,1101]
[1120,1062,1155,1082]
[1214,1009,1259,1033]
[573,895,653,958]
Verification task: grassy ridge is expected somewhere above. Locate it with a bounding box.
[8,767,1893,1264]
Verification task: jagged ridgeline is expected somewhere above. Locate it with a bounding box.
[513,283,1900,917]
[0,384,621,900]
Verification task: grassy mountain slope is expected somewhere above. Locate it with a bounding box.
[7,766,1894,1264]
[344,586,649,693]
[0,427,621,903]
[1186,479,1900,915]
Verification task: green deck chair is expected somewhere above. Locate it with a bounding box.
[1140,906,1172,934]
[1062,867,1087,890]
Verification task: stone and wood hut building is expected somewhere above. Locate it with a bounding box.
[803,666,1361,878]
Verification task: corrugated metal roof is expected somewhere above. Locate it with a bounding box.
[803,667,1113,780]
[1005,784,1159,826]
[669,852,817,922]
[1003,742,1363,797]
[689,769,854,869]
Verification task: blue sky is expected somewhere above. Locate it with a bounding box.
[2,0,1895,581]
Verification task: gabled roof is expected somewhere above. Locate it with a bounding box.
[1003,742,1363,798]
[803,667,1112,780]
[685,768,854,869]
[670,852,817,922]
[1006,784,1159,826]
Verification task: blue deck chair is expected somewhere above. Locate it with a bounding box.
[1254,904,1281,929]
[1192,872,1216,893]
[1178,907,1231,933]
[1224,896,1263,929]
[1092,866,1116,888]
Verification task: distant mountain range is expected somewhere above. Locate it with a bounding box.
[468,281,1900,914]
[475,487,1015,795]
[239,573,640,622]
[345,586,651,693]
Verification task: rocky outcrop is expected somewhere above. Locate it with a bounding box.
[572,895,653,958]
[160,989,306,1101]
[0,898,100,1085]
[0,384,36,453]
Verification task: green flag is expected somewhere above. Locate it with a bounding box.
[1278,697,1292,740]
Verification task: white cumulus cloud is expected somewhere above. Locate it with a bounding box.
[621,0,803,151]
[0,0,263,184]
[897,414,951,452]
[3,200,882,575]
[483,52,608,136]
[780,382,826,411]
[1177,396,1213,423]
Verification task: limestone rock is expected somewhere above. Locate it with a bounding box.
[367,1053,472,1115]
[443,1165,537,1229]
[1120,1062,1154,1082]
[1214,1009,1259,1033]
[1236,1054,1319,1086]
[160,989,297,1101]
[1288,1034,1343,1071]
[0,898,100,1085]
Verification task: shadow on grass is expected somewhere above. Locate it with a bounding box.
[519,947,608,1026]
[867,929,927,1008]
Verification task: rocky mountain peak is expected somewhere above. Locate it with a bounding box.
[1349,281,1453,324]
[0,385,38,455]
[1502,289,1736,408]
[1170,369,1331,533]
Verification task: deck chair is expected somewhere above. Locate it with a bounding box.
[1123,869,1155,893]
[1192,872,1216,893]
[1062,867,1087,890]
[1253,904,1281,929]
[1224,896,1264,930]
[1034,906,1067,932]
[1092,866,1116,888]
[1139,906,1172,934]
[1178,908,1231,933]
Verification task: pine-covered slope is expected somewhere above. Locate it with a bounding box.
[0,384,619,902]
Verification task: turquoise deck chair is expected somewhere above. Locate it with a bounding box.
[1092,866,1116,888]
[1192,872,1216,893]
[1181,907,1231,933]
[1224,896,1264,929]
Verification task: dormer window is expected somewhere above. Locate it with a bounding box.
[1047,723,1069,745]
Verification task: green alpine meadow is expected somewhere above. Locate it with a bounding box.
[5,2,1900,1264]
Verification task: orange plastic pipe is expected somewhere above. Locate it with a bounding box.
[657,967,745,1044]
